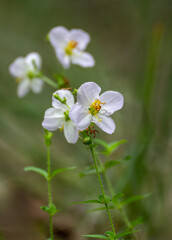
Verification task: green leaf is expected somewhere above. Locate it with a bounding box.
[95,139,127,156]
[87,205,115,213]
[107,140,127,156]
[98,195,111,204]
[51,166,76,179]
[72,199,103,204]
[79,168,97,177]
[79,165,103,178]
[114,230,140,239]
[111,193,124,202]
[24,166,48,179]
[105,160,121,169]
[94,139,109,149]
[82,234,109,239]
[105,231,115,240]
[120,193,150,206]
[40,203,59,216]
[130,217,143,228]
[86,207,106,213]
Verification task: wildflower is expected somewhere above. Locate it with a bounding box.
[49,26,95,69]
[69,82,124,134]
[42,90,79,144]
[9,52,43,97]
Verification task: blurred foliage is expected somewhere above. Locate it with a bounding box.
[0,0,172,239]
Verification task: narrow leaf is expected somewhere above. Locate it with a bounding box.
[94,139,109,149]
[105,160,121,169]
[79,165,103,178]
[87,205,115,213]
[86,207,106,213]
[130,217,143,228]
[79,169,97,177]
[114,230,140,239]
[120,193,150,206]
[51,166,76,179]
[24,166,48,179]
[82,234,109,239]
[72,199,103,204]
[95,139,127,157]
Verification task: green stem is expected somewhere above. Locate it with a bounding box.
[47,145,53,240]
[97,155,137,239]
[90,146,116,236]
[42,75,58,89]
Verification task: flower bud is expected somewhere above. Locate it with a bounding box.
[83,136,91,145]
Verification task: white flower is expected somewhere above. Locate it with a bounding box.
[69,82,124,134]
[49,26,95,69]
[9,52,43,98]
[42,90,79,144]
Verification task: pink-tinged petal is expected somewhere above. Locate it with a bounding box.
[69,103,92,131]
[17,78,30,98]
[99,91,124,116]
[55,49,70,69]
[64,120,79,144]
[25,52,42,70]
[42,108,64,131]
[49,26,69,49]
[92,114,116,134]
[31,78,43,93]
[52,89,74,109]
[71,50,95,68]
[77,82,101,107]
[69,29,90,50]
[9,57,28,78]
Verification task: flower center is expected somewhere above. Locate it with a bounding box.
[65,40,77,55]
[89,99,105,115]
[64,110,70,121]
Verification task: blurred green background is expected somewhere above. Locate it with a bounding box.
[0,0,172,239]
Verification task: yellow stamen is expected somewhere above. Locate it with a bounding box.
[89,99,105,116]
[68,40,77,49]
[65,40,78,55]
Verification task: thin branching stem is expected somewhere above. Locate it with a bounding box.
[96,154,138,240]
[90,145,116,236]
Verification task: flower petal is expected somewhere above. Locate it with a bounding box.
[55,49,70,69]
[99,91,124,116]
[25,52,42,71]
[17,78,30,98]
[71,50,95,68]
[42,107,64,131]
[31,78,43,93]
[9,57,28,78]
[69,29,90,50]
[64,121,79,144]
[49,26,69,49]
[69,103,92,131]
[52,89,74,109]
[77,82,101,107]
[92,114,116,134]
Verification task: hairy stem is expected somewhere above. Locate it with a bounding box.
[90,145,116,236]
[97,154,137,239]
[47,145,53,240]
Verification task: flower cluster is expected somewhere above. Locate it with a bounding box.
[9,53,43,97]
[42,82,124,143]
[9,26,124,144]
